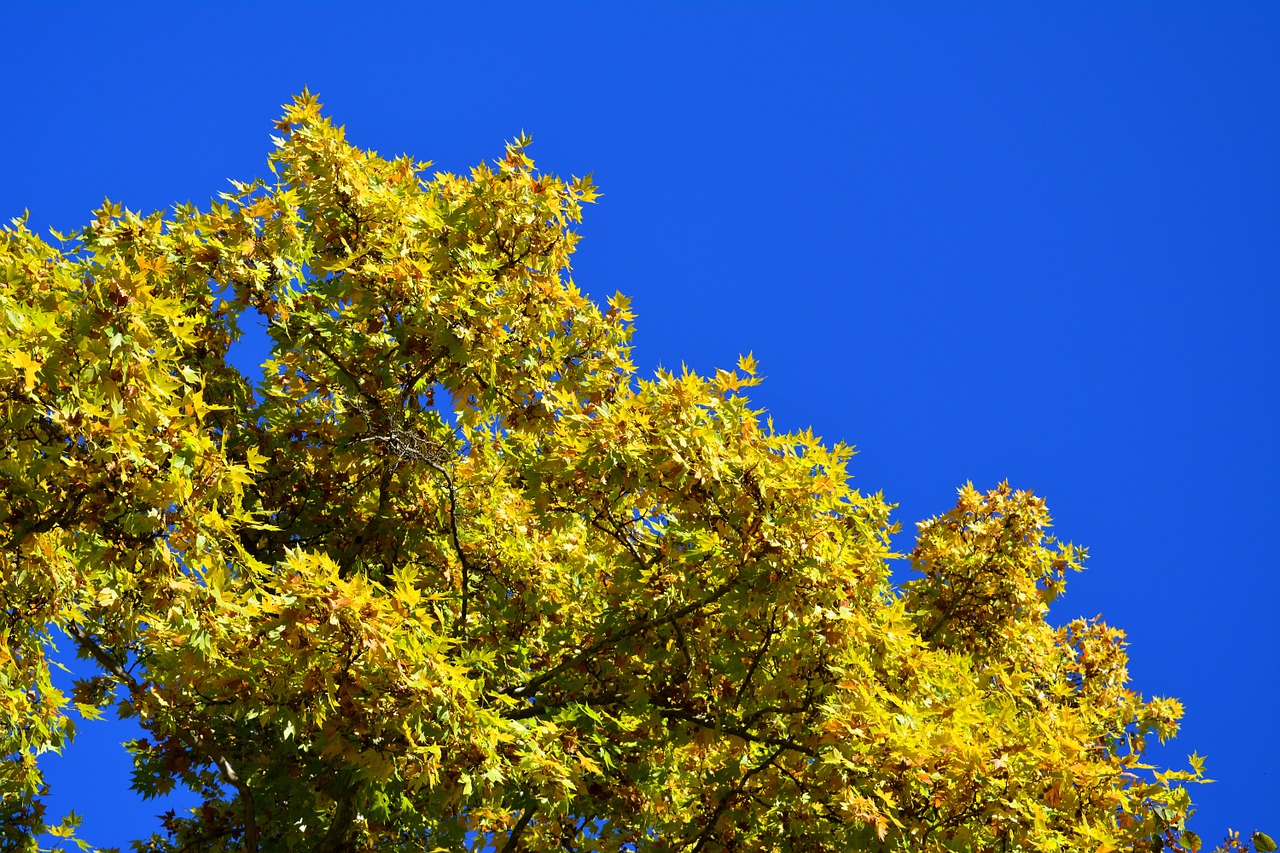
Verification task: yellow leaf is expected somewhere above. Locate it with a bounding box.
[10,350,39,391]
[244,445,268,473]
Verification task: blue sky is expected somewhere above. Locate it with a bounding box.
[4,1,1277,847]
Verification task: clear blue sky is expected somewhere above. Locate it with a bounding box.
[4,1,1276,847]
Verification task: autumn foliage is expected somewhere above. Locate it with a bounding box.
[0,93,1267,852]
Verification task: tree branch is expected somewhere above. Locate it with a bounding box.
[432,462,473,639]
[504,692,624,721]
[499,803,537,853]
[588,509,663,574]
[500,571,732,701]
[732,606,778,709]
[657,705,815,759]
[686,744,788,852]
[65,622,259,853]
[316,783,358,853]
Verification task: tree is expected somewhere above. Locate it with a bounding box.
[0,91,1264,852]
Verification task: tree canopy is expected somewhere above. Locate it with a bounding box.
[0,92,1268,853]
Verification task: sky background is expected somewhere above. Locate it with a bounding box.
[3,1,1276,847]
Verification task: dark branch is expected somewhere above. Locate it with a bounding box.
[500,571,732,700]
[733,606,779,709]
[657,705,815,759]
[500,803,537,853]
[686,744,788,852]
